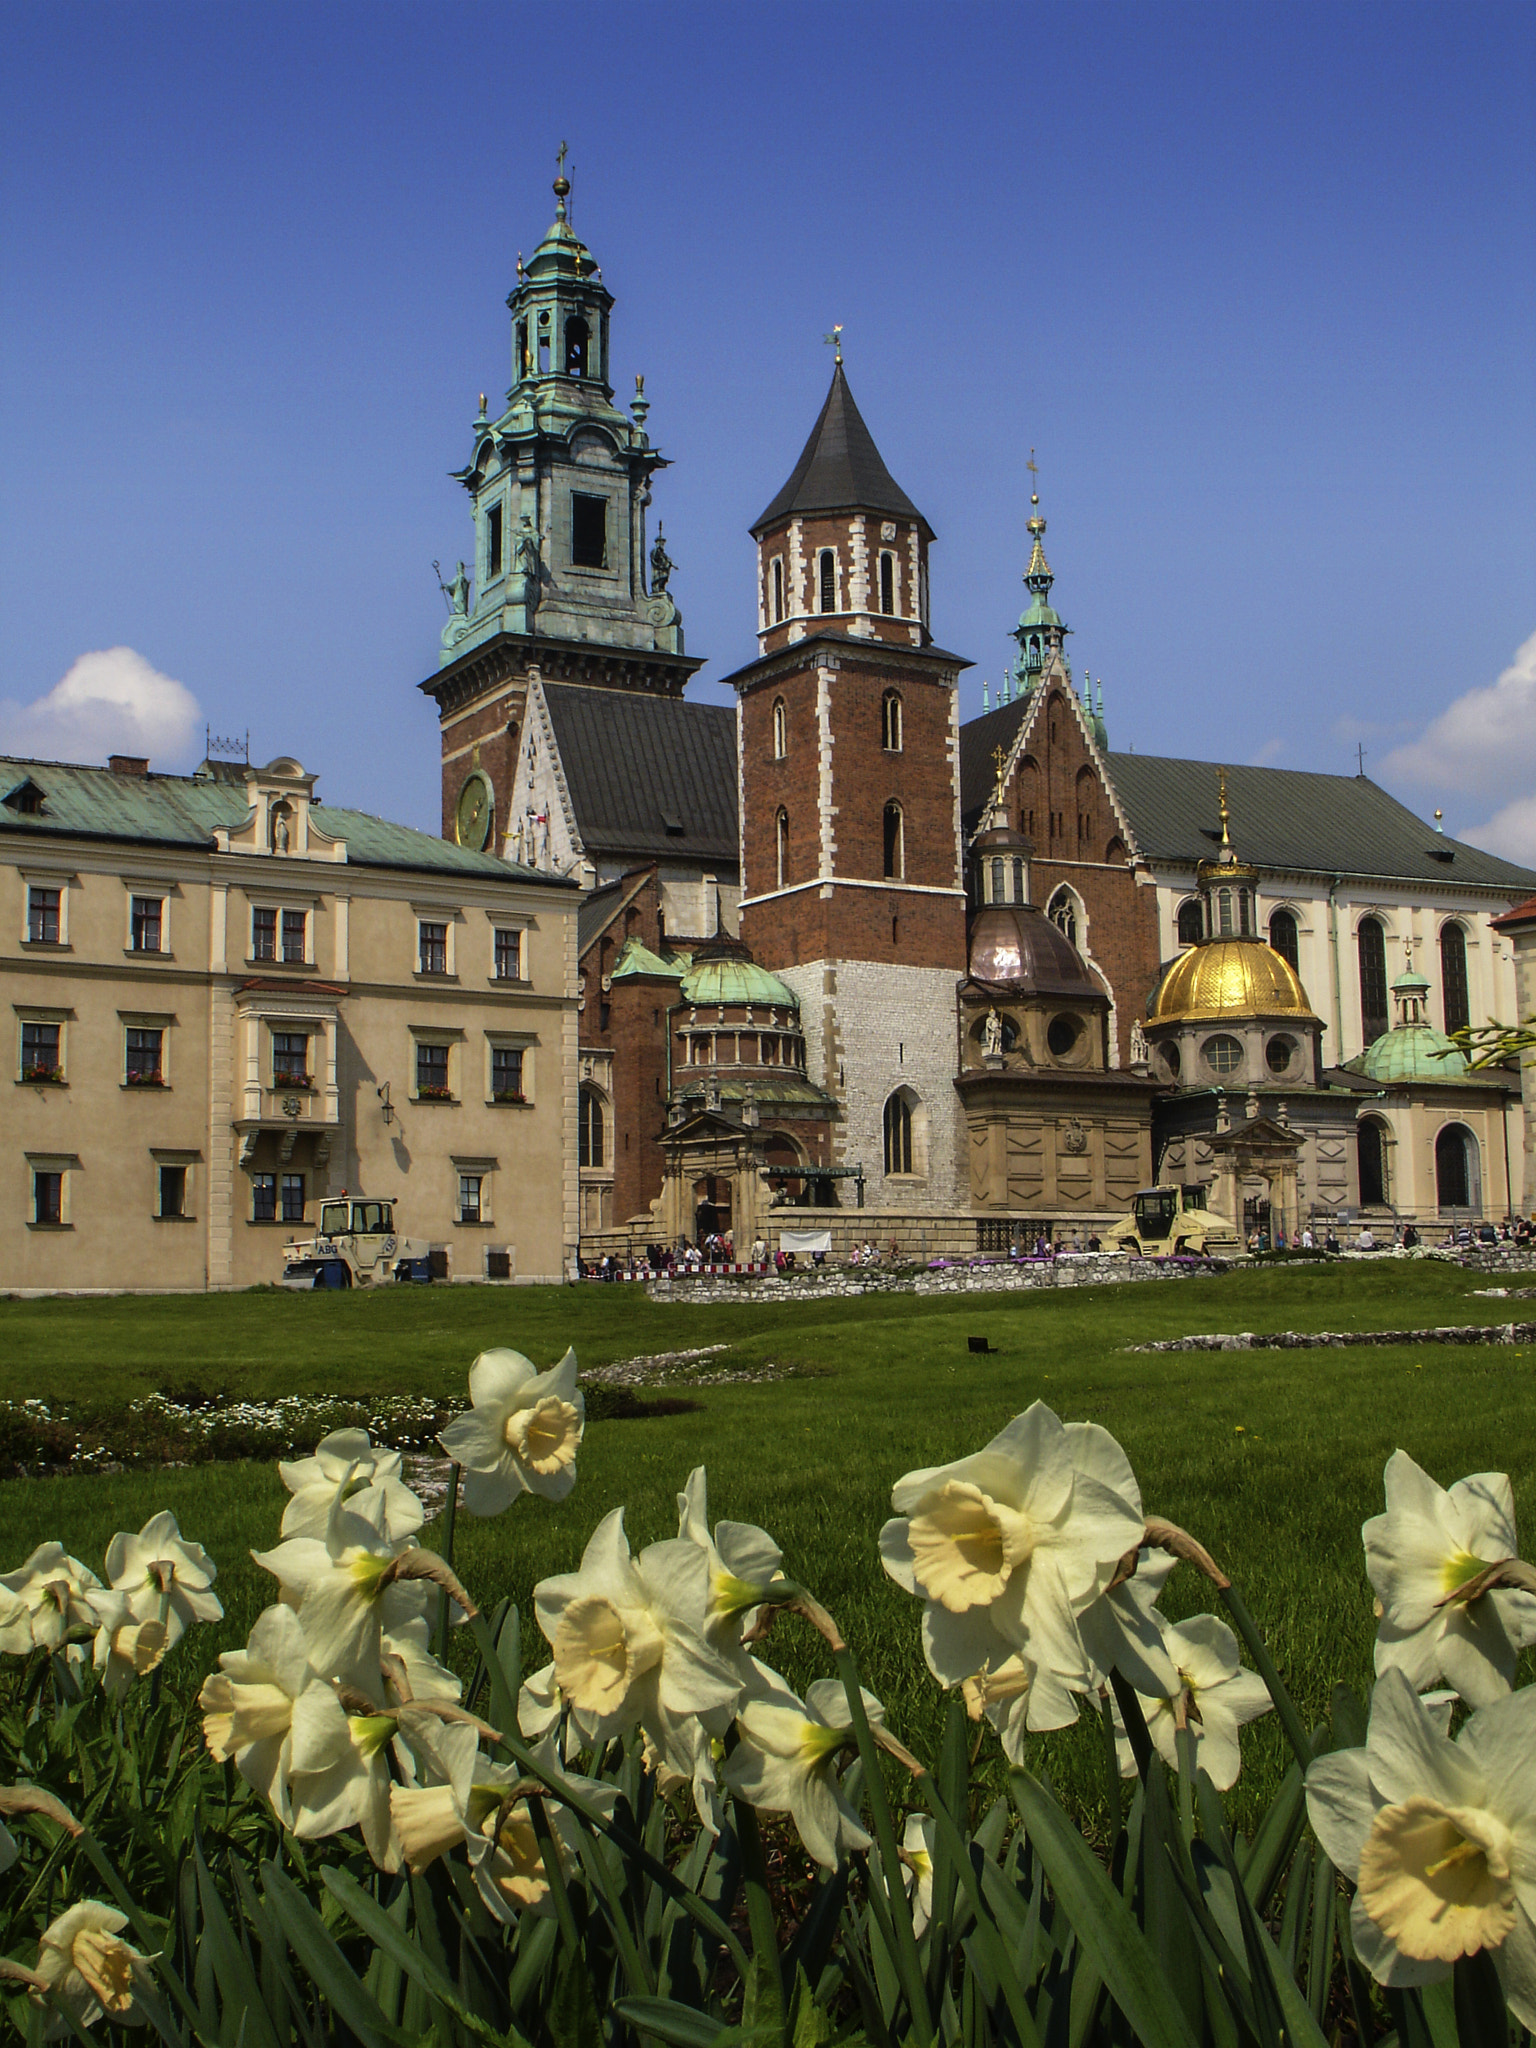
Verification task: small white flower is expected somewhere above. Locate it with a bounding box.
[0,1545,102,1654]
[90,1593,169,1698]
[903,1813,937,1935]
[1307,1668,1536,2026]
[1364,1451,1536,1708]
[675,1466,785,1644]
[33,1901,144,2033]
[1109,1613,1273,1789]
[199,1604,346,1829]
[725,1665,882,1870]
[279,1429,425,1545]
[438,1348,584,1515]
[252,1495,425,1695]
[103,1510,222,1647]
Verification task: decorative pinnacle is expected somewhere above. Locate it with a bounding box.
[823,322,843,365]
[1218,768,1232,849]
[554,142,570,211]
[992,743,1008,801]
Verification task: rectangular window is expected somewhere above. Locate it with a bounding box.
[493,926,522,980]
[487,502,503,578]
[130,896,163,953]
[252,906,277,960]
[491,1045,524,1100]
[418,920,448,975]
[125,1027,163,1086]
[21,1021,61,1082]
[281,909,307,963]
[158,1166,187,1219]
[458,1174,482,1224]
[416,1041,450,1098]
[571,492,606,568]
[33,1170,63,1225]
[251,1173,276,1222]
[280,1173,306,1223]
[27,887,60,945]
[272,1032,309,1085]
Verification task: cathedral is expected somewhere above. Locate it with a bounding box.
[420,173,1534,1256]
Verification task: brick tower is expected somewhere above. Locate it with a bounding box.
[727,348,971,1211]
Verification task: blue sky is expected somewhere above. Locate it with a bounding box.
[3,2,1533,854]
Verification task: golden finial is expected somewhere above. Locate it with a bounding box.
[1026,448,1046,535]
[516,250,524,279]
[478,391,487,414]
[1218,768,1232,850]
[992,744,1008,805]
[823,323,843,365]
[554,140,570,200]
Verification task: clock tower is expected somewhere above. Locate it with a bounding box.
[421,165,703,856]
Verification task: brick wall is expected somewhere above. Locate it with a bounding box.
[438,687,521,844]
[579,871,677,1223]
[756,513,928,655]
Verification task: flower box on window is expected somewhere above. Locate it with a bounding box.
[416,1084,455,1103]
[125,1070,164,1088]
[273,1074,313,1092]
[23,1065,65,1085]
[492,1089,526,1104]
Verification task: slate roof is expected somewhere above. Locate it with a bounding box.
[754,364,927,533]
[542,685,738,866]
[954,711,1536,895]
[0,756,562,885]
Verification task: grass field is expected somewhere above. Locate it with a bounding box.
[3,1258,1533,1829]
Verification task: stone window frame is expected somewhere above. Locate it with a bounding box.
[881,690,903,753]
[20,868,74,950]
[411,901,462,982]
[123,876,179,958]
[772,697,787,760]
[16,1004,70,1086]
[882,1086,928,1181]
[25,1150,78,1230]
[486,1030,536,1106]
[452,1154,498,1228]
[151,1147,200,1223]
[247,890,321,969]
[410,1026,465,1104]
[1438,918,1472,1037]
[120,1009,175,1090]
[489,919,529,984]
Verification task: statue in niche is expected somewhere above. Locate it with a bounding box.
[650,523,675,595]
[434,560,471,617]
[1130,1018,1150,1067]
[982,1006,1004,1058]
[272,805,291,855]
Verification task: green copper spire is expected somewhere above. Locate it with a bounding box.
[1011,470,1069,682]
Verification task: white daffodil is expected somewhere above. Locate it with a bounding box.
[381,1616,462,1705]
[1365,1451,1536,1709]
[1109,1613,1272,1789]
[279,1429,425,1544]
[252,1492,427,1695]
[389,1715,482,1872]
[519,1661,585,1760]
[32,1901,144,2033]
[438,1348,584,1516]
[89,1592,169,1699]
[903,1813,937,1936]
[103,1510,222,1648]
[0,1545,103,1654]
[676,1467,785,1645]
[1066,1432,1182,1701]
[199,1603,349,1829]
[464,1739,613,1924]
[724,1665,882,1869]
[880,1403,1143,1713]
[960,1643,1083,1759]
[535,1509,744,1748]
[1307,1667,1536,2026]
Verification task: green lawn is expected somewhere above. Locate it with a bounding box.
[2,1259,1532,1829]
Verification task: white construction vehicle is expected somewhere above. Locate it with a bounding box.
[1103,1183,1242,1259]
[280,1195,436,1288]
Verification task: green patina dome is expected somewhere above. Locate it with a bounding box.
[681,952,798,1010]
[1359,1021,1468,1084]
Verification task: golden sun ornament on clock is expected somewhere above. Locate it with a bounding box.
[455,769,493,851]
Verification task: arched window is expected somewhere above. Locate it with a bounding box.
[1177,899,1203,948]
[1269,909,1300,971]
[772,558,785,624]
[1440,922,1470,1035]
[883,1091,913,1175]
[516,320,530,380]
[818,550,836,614]
[990,857,1005,902]
[1075,767,1096,852]
[1358,916,1389,1046]
[1358,1117,1388,1207]
[776,808,789,889]
[879,552,895,615]
[1217,888,1233,936]
[578,1086,605,1169]
[881,690,902,752]
[1435,1123,1480,1211]
[1048,887,1079,949]
[772,697,787,760]
[1012,856,1026,901]
[883,802,904,879]
[564,317,589,378]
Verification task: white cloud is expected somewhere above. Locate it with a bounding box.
[1249,736,1285,765]
[1461,794,1536,869]
[1383,629,1536,804]
[0,648,201,769]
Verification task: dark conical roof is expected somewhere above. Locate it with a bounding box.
[753,364,927,533]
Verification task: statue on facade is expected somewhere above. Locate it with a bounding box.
[983,1006,1004,1058]
[650,523,675,595]
[1129,1018,1150,1067]
[434,560,471,617]
[272,810,290,855]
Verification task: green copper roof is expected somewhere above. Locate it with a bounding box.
[1357,1022,1469,1084]
[609,938,683,982]
[1017,597,1064,631]
[681,953,799,1009]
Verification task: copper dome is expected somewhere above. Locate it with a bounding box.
[968,906,1098,995]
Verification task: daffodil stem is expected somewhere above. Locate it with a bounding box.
[1217,1582,1313,1770]
[1175,1722,1196,1846]
[832,1643,934,2048]
[1097,1693,1123,1850]
[435,1462,461,1662]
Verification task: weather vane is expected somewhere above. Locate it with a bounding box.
[823,323,843,365]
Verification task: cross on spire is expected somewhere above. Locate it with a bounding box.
[556,140,568,175]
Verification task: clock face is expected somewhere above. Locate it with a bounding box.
[455,771,493,851]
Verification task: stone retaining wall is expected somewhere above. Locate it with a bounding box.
[1133,1321,1536,1353]
[648,1251,1220,1304]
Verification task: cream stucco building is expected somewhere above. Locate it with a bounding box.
[3,751,578,1292]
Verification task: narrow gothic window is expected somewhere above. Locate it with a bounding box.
[883,802,904,880]
[1177,899,1203,947]
[486,502,503,579]
[1358,1119,1388,1207]
[571,493,606,568]
[1358,916,1389,1045]
[991,857,1005,902]
[819,550,835,614]
[883,1092,913,1175]
[578,1086,604,1168]
[1440,923,1470,1035]
[772,698,787,760]
[772,558,784,624]
[1269,909,1299,970]
[879,552,895,615]
[1012,856,1025,901]
[776,808,789,889]
[564,317,589,378]
[881,691,902,751]
[516,321,529,379]
[1048,888,1078,949]
[538,328,551,374]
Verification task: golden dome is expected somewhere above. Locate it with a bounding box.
[1150,940,1317,1024]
